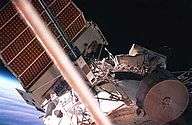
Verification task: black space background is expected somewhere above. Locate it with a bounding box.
[1,0,192,72]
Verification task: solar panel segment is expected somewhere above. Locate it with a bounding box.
[0,0,86,90]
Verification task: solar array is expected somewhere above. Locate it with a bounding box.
[0,0,86,90]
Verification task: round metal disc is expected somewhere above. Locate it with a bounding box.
[144,80,189,124]
[108,106,160,125]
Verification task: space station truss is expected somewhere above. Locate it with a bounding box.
[0,0,86,90]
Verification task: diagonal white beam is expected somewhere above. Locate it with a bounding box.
[12,0,112,125]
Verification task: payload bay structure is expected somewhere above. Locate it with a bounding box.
[0,0,191,125]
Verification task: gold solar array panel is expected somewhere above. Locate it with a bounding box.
[57,3,80,30]
[1,28,35,64]
[0,15,27,52]
[8,38,44,75]
[50,1,86,41]
[20,52,52,88]
[0,0,86,90]
[0,2,17,28]
[65,15,86,41]
[48,0,71,16]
